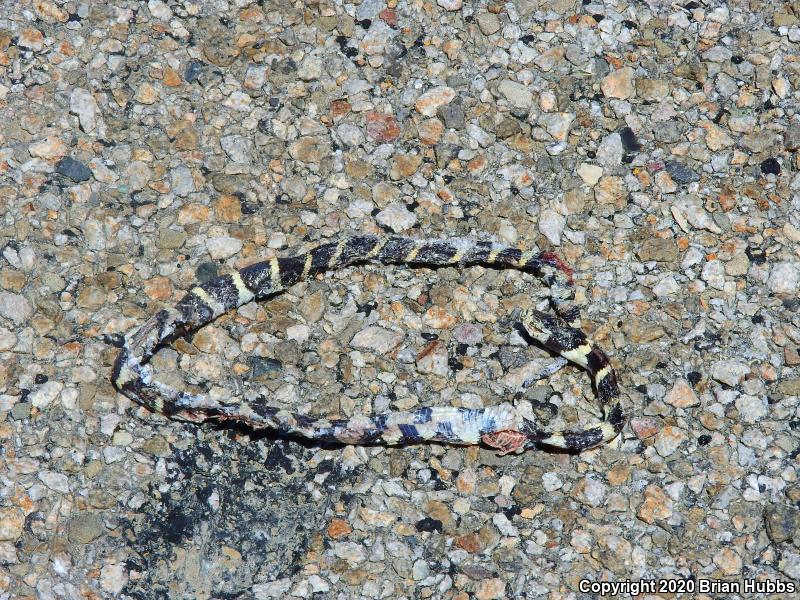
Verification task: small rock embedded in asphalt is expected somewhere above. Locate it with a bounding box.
[56,157,92,182]
[760,157,780,175]
[664,160,700,183]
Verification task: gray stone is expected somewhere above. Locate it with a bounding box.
[742,131,780,153]
[221,135,253,163]
[764,505,798,544]
[779,550,800,579]
[0,292,32,324]
[68,513,105,545]
[336,123,364,148]
[785,123,800,151]
[206,236,242,260]
[10,401,30,420]
[125,160,152,191]
[351,326,404,354]
[701,260,725,290]
[538,208,565,245]
[39,471,70,493]
[70,87,98,133]
[56,157,92,182]
[453,323,483,345]
[734,394,767,423]
[710,360,749,387]
[29,380,63,408]
[355,0,384,20]
[376,202,417,232]
[768,262,799,294]
[497,80,532,109]
[636,238,678,263]
[438,103,466,129]
[596,133,623,167]
[664,160,699,183]
[298,54,323,81]
[170,165,195,196]
[477,12,501,35]
[774,378,800,398]
[249,357,283,378]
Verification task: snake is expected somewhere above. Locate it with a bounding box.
[112,235,626,454]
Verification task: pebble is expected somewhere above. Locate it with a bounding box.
[764,505,798,543]
[29,136,68,159]
[664,160,700,184]
[184,61,204,83]
[0,292,32,324]
[636,238,677,263]
[477,12,501,35]
[779,551,800,579]
[253,579,292,599]
[0,327,16,351]
[785,123,800,150]
[220,135,253,163]
[422,306,456,329]
[205,237,242,260]
[350,326,404,354]
[56,157,92,182]
[69,88,99,133]
[437,0,462,11]
[125,161,153,191]
[376,202,417,232]
[542,473,564,492]
[713,548,742,576]
[100,563,127,594]
[497,80,532,108]
[439,103,465,129]
[654,426,686,457]
[365,111,400,142]
[538,209,565,245]
[390,154,422,179]
[135,83,159,104]
[572,476,606,507]
[416,340,449,376]
[298,54,323,81]
[577,163,603,185]
[170,165,195,197]
[332,541,366,563]
[453,323,483,345]
[415,86,456,117]
[29,380,64,409]
[39,471,70,494]
[539,112,574,141]
[710,360,750,387]
[596,133,624,167]
[701,260,725,290]
[734,395,768,423]
[0,508,24,542]
[664,379,699,408]
[336,123,364,149]
[600,67,635,99]
[475,579,507,600]
[768,262,799,294]
[288,136,330,163]
[638,485,673,524]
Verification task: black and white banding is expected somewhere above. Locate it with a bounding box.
[112,235,625,453]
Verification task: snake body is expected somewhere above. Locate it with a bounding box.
[112,235,625,454]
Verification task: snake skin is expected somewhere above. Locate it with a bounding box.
[112,235,626,454]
